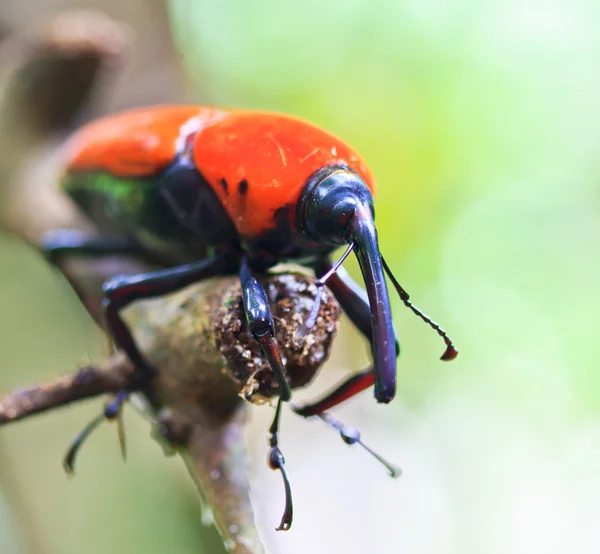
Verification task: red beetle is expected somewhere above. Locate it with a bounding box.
[43,106,457,529]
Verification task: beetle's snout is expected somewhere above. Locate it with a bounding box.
[297,165,397,403]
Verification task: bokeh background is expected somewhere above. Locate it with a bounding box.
[1,1,599,553]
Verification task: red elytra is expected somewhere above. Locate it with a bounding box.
[64,106,375,238]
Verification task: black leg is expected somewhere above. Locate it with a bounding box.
[292,369,400,478]
[268,398,293,531]
[62,253,235,473]
[313,258,397,348]
[316,411,400,477]
[239,259,295,529]
[63,390,129,474]
[40,230,147,311]
[103,253,235,383]
[239,258,292,401]
[293,259,399,416]
[40,229,145,264]
[292,260,401,476]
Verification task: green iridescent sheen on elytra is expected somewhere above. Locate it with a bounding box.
[63,171,148,221]
[62,170,198,261]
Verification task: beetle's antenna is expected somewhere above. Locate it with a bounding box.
[268,398,294,531]
[317,411,401,478]
[63,391,129,474]
[381,256,458,361]
[299,243,355,335]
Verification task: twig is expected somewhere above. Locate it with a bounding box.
[0,272,339,554]
[0,10,128,141]
[0,357,132,424]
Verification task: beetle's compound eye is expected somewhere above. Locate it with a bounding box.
[331,198,356,230]
[298,166,374,246]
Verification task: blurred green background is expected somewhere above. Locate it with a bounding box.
[1,0,599,553]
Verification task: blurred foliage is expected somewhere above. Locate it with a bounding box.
[1,0,599,553]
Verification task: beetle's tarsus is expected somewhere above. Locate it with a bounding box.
[268,398,293,531]
[317,412,401,478]
[63,412,105,474]
[113,396,128,461]
[63,391,129,474]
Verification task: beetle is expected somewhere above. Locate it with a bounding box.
[42,105,457,529]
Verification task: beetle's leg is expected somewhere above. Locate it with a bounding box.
[40,229,145,264]
[268,397,294,531]
[295,258,399,415]
[293,259,400,474]
[292,369,400,477]
[293,368,374,416]
[103,253,235,384]
[63,390,129,474]
[63,254,235,473]
[239,259,296,528]
[239,258,292,401]
[316,411,400,477]
[313,259,385,345]
[40,230,146,311]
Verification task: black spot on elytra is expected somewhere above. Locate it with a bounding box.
[238,179,249,195]
[219,178,228,195]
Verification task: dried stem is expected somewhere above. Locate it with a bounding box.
[0,357,132,424]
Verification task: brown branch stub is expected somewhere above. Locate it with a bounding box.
[0,10,129,138]
[0,357,133,425]
[0,11,130,242]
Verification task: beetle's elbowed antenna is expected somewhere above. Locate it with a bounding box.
[381,257,458,361]
[299,248,457,363]
[299,243,355,335]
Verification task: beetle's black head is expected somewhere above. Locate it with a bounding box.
[297,166,459,405]
[297,166,397,403]
[298,166,375,246]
